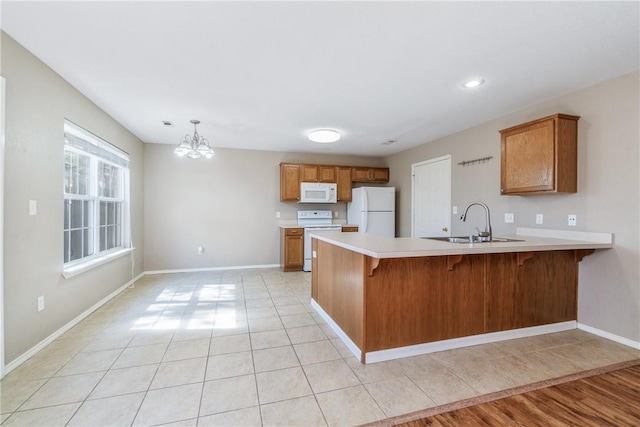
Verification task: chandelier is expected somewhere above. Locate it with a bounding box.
[174,120,215,159]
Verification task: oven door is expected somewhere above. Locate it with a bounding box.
[303,227,341,271]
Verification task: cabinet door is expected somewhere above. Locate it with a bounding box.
[318,165,336,182]
[500,114,578,195]
[280,164,301,201]
[352,167,372,182]
[284,235,304,268]
[501,119,555,194]
[372,168,389,182]
[301,165,319,182]
[336,167,353,201]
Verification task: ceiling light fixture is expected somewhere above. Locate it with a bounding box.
[462,78,485,88]
[174,120,215,159]
[308,129,341,143]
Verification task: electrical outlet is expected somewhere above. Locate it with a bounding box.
[29,200,37,216]
[276,211,280,218]
[504,213,515,223]
[536,214,544,225]
[334,211,338,218]
[568,214,577,227]
[197,246,204,255]
[37,295,45,312]
[452,206,458,215]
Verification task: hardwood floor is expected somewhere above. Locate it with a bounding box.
[398,362,640,426]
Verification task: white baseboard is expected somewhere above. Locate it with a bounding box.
[3,263,287,375]
[144,263,280,275]
[577,323,640,350]
[3,272,144,375]
[365,321,576,364]
[311,299,362,361]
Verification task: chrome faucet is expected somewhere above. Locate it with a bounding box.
[460,202,492,242]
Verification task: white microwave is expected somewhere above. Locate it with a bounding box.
[299,182,337,203]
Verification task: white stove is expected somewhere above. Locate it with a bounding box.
[297,210,342,271]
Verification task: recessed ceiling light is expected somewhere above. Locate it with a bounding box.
[308,129,341,143]
[462,78,485,88]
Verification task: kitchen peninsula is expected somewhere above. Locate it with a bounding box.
[310,229,613,364]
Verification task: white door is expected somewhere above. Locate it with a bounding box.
[412,155,451,238]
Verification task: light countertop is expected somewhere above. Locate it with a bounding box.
[279,224,359,229]
[310,228,613,259]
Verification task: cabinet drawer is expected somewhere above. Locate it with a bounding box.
[285,228,304,236]
[342,226,359,232]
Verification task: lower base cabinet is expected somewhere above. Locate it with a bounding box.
[313,240,587,361]
[280,228,303,272]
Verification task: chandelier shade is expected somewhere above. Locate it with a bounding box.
[174,120,215,159]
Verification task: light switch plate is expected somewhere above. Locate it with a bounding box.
[505,213,515,223]
[29,200,37,216]
[452,206,458,215]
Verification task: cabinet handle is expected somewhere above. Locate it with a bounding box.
[442,227,448,232]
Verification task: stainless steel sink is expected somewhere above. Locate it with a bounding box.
[424,236,524,243]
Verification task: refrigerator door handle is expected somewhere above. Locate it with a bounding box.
[362,188,368,212]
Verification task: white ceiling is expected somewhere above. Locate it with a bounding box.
[1,1,638,156]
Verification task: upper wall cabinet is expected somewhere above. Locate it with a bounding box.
[336,166,353,202]
[500,114,580,195]
[280,163,301,201]
[352,167,390,183]
[301,164,336,183]
[280,162,389,202]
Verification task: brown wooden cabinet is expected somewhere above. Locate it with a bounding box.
[352,167,390,182]
[280,162,388,202]
[281,228,304,271]
[341,226,359,232]
[301,164,336,183]
[280,163,301,201]
[500,114,579,195]
[336,166,353,202]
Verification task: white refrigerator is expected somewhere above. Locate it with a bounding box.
[347,187,395,237]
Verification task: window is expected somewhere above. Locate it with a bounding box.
[63,121,130,268]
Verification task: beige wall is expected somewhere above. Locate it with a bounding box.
[143,145,385,271]
[386,71,640,342]
[1,33,145,363]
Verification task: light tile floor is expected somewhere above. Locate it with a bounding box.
[1,269,639,426]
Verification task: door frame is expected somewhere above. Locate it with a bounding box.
[1,76,6,378]
[411,154,451,238]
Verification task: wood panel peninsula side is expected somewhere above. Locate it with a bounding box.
[310,230,612,364]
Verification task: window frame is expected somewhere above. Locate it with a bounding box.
[62,121,131,278]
